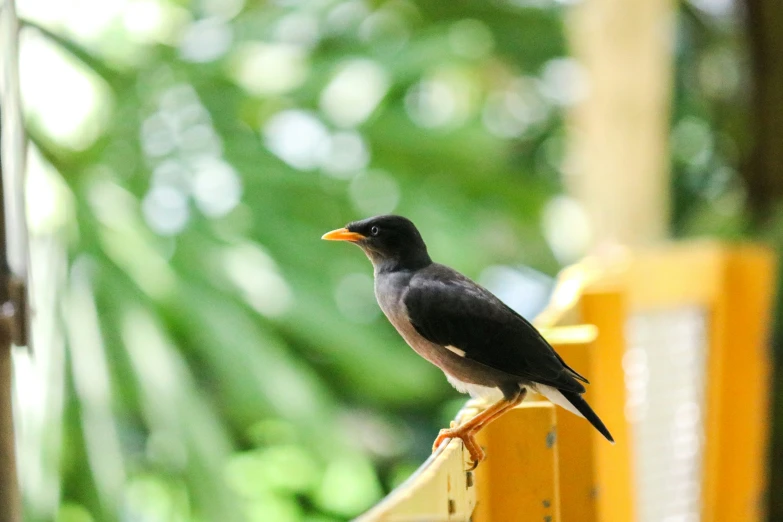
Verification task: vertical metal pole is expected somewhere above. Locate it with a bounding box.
[0,0,29,518]
[0,110,21,522]
[0,321,19,522]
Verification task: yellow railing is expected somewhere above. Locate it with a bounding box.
[355,242,776,522]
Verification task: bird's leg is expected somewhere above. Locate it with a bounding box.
[438,387,526,440]
[432,399,509,452]
[432,388,527,467]
[467,388,527,434]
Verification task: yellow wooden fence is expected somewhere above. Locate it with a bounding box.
[356,242,776,522]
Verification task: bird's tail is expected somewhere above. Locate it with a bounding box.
[538,385,614,443]
[560,389,614,443]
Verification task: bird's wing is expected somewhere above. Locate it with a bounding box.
[404,265,586,393]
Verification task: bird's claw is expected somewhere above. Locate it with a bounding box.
[432,428,452,452]
[432,427,486,468]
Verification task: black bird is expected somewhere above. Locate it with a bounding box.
[322,215,613,466]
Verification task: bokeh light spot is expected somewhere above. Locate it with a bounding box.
[315,456,382,516]
[541,195,592,264]
[179,18,233,62]
[320,59,389,128]
[479,266,552,319]
[483,78,548,138]
[334,273,378,323]
[221,243,293,317]
[200,0,246,20]
[449,19,494,59]
[405,68,477,129]
[142,185,190,236]
[405,79,457,128]
[263,110,329,170]
[324,0,370,35]
[19,30,111,150]
[229,43,309,96]
[275,12,321,47]
[539,57,588,107]
[191,157,243,217]
[319,131,371,179]
[349,170,401,216]
[671,116,713,168]
[358,9,409,51]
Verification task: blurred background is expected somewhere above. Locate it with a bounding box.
[1,0,782,520]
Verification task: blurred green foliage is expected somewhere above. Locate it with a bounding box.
[670,2,752,239]
[8,0,764,521]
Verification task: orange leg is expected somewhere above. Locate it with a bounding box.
[432,388,527,468]
[469,388,528,433]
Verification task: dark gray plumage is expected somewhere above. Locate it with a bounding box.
[322,215,613,455]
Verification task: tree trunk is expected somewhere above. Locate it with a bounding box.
[743,0,783,225]
[743,1,783,520]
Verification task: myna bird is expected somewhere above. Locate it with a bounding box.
[322,215,613,467]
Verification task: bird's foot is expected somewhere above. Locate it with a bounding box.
[432,427,485,469]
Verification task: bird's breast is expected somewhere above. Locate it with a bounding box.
[375,272,452,365]
[373,272,409,322]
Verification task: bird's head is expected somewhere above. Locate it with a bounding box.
[322,215,432,272]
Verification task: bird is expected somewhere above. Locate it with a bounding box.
[322,215,613,467]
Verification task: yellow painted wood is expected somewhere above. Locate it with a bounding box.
[355,414,477,521]
[535,258,607,329]
[579,289,635,522]
[702,246,775,522]
[473,402,560,522]
[538,324,598,345]
[625,242,725,308]
[551,341,597,522]
[618,243,775,522]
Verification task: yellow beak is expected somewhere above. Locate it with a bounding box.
[321,227,366,242]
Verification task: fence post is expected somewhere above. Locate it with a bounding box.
[473,402,560,522]
[549,341,597,522]
[579,289,635,522]
[702,246,776,521]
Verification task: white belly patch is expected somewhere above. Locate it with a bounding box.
[445,374,504,402]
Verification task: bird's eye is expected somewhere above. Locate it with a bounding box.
[370,226,380,236]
